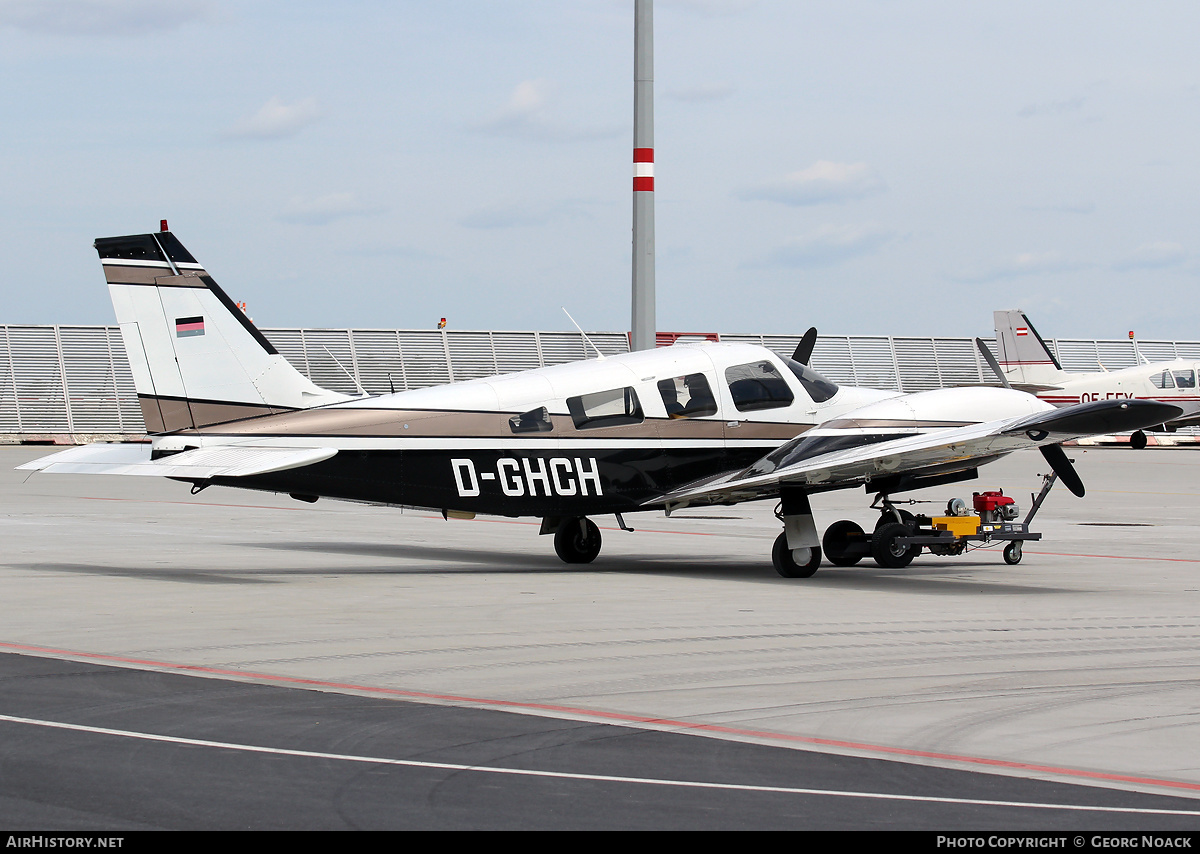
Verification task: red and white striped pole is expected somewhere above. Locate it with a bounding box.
[631,0,656,351]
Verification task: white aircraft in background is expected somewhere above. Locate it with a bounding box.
[994,310,1200,449]
[19,228,1179,577]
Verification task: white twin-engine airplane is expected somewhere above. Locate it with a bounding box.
[20,229,1180,577]
[994,309,1200,449]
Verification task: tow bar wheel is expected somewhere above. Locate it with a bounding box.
[1003,541,1023,565]
[772,532,821,578]
[871,522,918,568]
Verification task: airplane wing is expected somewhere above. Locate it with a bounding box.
[656,399,1182,508]
[17,443,337,479]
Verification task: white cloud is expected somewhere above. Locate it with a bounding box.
[953,251,1086,284]
[225,97,322,140]
[277,193,385,226]
[752,224,895,269]
[474,79,553,134]
[1112,241,1186,272]
[737,161,887,206]
[0,0,211,35]
[472,79,619,141]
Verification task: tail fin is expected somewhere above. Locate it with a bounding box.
[98,228,348,433]
[992,309,1067,387]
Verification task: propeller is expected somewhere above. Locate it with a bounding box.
[975,337,1011,389]
[1039,442,1085,497]
[792,327,818,365]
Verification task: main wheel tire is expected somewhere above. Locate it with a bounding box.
[871,522,917,568]
[822,519,865,566]
[772,532,821,578]
[1131,430,1148,450]
[1003,541,1023,565]
[554,517,602,564]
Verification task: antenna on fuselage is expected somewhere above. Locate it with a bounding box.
[562,308,607,361]
[322,346,368,397]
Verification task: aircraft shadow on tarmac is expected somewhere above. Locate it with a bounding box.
[10,545,1079,593]
[11,562,280,585]
[231,540,1080,593]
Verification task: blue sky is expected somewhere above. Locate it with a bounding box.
[3,0,1199,339]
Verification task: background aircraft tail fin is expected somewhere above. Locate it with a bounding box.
[97,228,349,433]
[992,309,1066,386]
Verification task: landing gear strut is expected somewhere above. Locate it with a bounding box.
[771,487,823,578]
[553,517,602,564]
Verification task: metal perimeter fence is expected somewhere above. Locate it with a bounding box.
[4,324,1199,442]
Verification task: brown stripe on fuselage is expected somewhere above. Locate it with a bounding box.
[139,395,294,434]
[818,418,977,430]
[177,405,811,441]
[102,266,211,286]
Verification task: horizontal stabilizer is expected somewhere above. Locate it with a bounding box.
[18,443,336,479]
[1002,399,1183,437]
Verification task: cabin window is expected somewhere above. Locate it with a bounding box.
[1151,370,1175,389]
[567,387,644,430]
[725,361,795,412]
[1173,369,1196,389]
[509,406,554,434]
[782,356,839,403]
[657,373,718,418]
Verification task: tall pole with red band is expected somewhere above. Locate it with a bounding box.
[631,0,656,351]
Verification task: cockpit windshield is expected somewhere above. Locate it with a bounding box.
[781,356,839,403]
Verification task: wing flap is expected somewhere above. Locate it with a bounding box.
[17,443,337,478]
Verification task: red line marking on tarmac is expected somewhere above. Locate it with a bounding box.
[1025,550,1200,564]
[77,496,309,511]
[3,640,1199,794]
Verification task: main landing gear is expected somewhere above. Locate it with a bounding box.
[771,487,823,578]
[553,517,602,564]
[544,514,633,564]
[771,532,821,578]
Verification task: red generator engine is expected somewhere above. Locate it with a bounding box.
[973,490,1019,524]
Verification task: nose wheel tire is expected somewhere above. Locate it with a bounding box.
[554,517,602,564]
[772,532,821,578]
